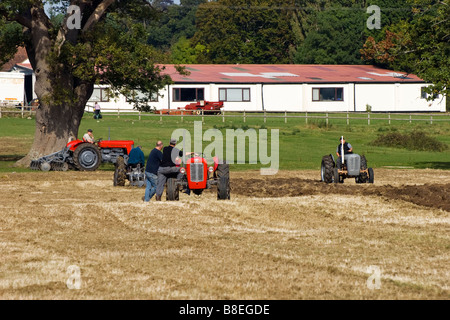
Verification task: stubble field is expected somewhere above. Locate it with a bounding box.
[0,168,449,300]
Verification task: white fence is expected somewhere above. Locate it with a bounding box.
[84,106,450,125]
[2,104,449,125]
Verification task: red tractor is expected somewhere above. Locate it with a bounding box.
[183,101,224,115]
[166,154,230,201]
[30,139,135,171]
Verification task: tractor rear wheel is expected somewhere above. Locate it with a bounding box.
[357,155,368,183]
[166,178,179,201]
[368,168,374,184]
[321,155,335,183]
[216,163,230,200]
[73,143,101,171]
[113,156,127,186]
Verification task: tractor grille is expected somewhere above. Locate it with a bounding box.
[190,163,204,182]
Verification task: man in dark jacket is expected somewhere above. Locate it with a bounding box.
[128,145,145,168]
[155,138,192,200]
[143,141,163,202]
[336,136,353,169]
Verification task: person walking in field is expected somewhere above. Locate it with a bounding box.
[94,102,102,119]
[143,141,163,202]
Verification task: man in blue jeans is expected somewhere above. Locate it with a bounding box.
[143,141,163,202]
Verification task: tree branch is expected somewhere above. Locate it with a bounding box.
[0,7,32,29]
[82,0,115,32]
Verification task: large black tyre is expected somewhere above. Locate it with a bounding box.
[356,155,368,183]
[166,178,179,201]
[321,155,335,183]
[113,156,127,186]
[216,163,230,177]
[73,143,101,171]
[368,168,374,184]
[216,163,230,200]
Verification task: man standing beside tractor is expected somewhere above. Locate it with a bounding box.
[143,141,164,202]
[155,138,193,201]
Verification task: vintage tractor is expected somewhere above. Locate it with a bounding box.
[113,156,145,187]
[321,138,374,184]
[183,101,224,115]
[30,139,135,171]
[165,154,230,201]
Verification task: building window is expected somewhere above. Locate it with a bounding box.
[421,87,438,100]
[89,88,110,102]
[173,88,204,102]
[312,88,344,101]
[219,88,251,102]
[127,90,158,102]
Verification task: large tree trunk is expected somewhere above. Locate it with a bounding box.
[14,4,94,168]
[15,98,88,167]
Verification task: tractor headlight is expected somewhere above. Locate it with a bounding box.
[208,166,214,173]
[180,167,186,174]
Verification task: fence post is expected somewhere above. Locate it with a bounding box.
[139,110,141,121]
[368,112,370,125]
[430,115,433,125]
[21,105,24,118]
[222,110,225,123]
[264,110,267,123]
[202,109,204,123]
[388,113,391,125]
[0,106,2,118]
[285,110,287,124]
[117,108,120,119]
[305,111,308,124]
[326,112,329,126]
[181,111,184,123]
[409,114,412,124]
[160,110,162,122]
[243,110,246,123]
[347,112,349,125]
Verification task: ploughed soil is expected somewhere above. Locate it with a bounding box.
[231,169,450,212]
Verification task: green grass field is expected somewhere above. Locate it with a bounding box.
[0,112,449,172]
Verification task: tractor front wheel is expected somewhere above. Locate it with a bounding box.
[216,163,230,200]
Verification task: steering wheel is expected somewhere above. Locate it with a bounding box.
[94,138,103,144]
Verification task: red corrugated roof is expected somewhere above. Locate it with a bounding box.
[162,64,424,83]
[0,47,29,71]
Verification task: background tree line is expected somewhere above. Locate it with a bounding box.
[147,0,448,99]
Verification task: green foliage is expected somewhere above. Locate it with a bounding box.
[361,0,449,97]
[192,0,295,64]
[170,36,207,64]
[0,1,180,111]
[372,131,448,152]
[294,5,366,64]
[147,0,205,49]
[0,19,23,66]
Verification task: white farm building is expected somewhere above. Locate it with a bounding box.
[88,64,446,113]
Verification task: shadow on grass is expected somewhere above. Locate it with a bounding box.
[0,154,24,161]
[413,162,450,170]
